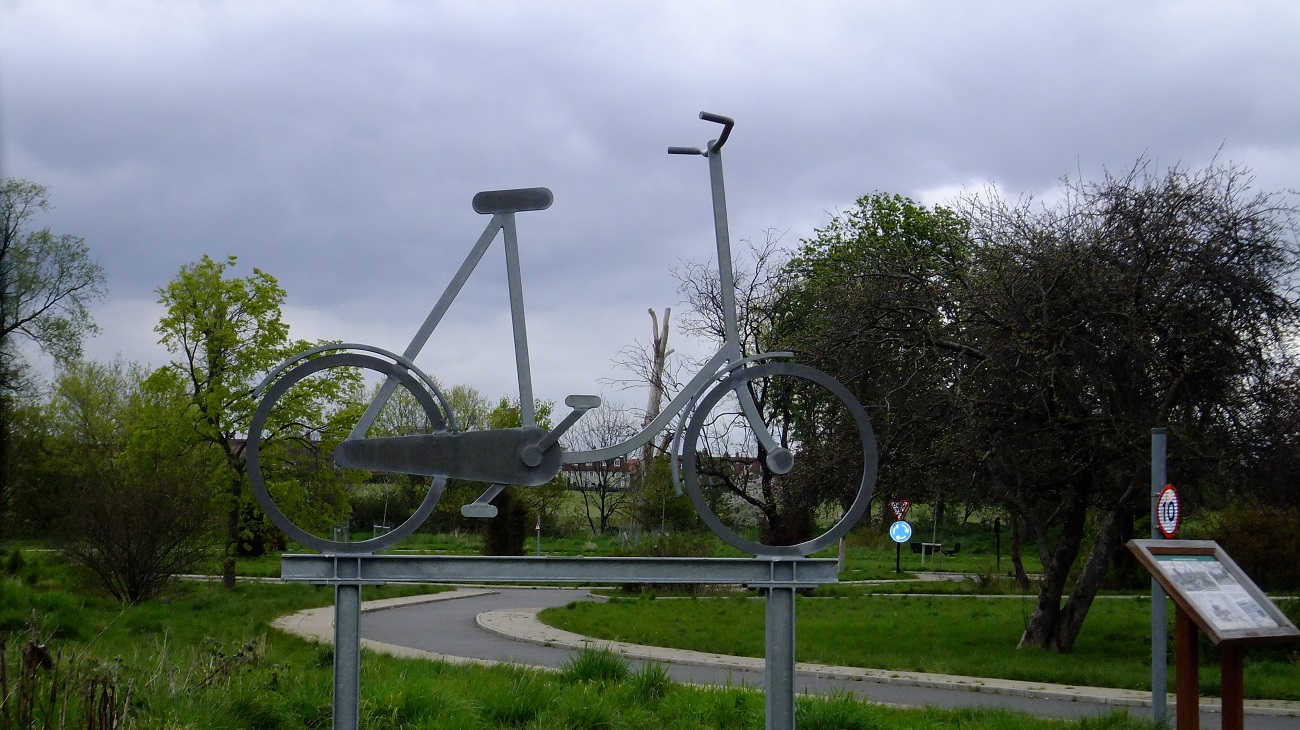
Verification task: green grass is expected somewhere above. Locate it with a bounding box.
[0,549,1164,729]
[540,594,1300,701]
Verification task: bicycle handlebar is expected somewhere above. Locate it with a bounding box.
[699,111,733,152]
[667,111,734,156]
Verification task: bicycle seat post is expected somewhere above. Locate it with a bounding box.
[470,187,555,430]
[501,210,537,427]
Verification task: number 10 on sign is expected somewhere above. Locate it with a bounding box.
[1157,484,1180,538]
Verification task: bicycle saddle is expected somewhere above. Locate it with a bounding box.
[472,187,553,215]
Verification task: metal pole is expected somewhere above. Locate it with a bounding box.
[764,587,796,730]
[1150,428,1168,725]
[334,583,363,730]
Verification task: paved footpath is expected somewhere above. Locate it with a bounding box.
[273,587,1300,728]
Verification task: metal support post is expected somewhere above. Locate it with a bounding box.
[764,586,797,730]
[1151,427,1168,725]
[334,583,363,730]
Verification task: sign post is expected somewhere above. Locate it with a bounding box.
[889,519,912,574]
[1150,428,1169,726]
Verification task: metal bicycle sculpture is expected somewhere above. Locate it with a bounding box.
[247,112,878,558]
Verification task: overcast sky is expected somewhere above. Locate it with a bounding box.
[5,0,1299,415]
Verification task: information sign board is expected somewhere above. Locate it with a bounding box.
[889,520,912,543]
[1128,539,1298,645]
[1156,484,1180,538]
[889,500,911,521]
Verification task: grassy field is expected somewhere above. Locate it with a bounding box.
[540,593,1300,701]
[208,522,1043,584]
[0,548,1162,729]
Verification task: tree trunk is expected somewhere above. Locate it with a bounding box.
[639,308,672,469]
[1055,483,1138,646]
[1052,490,1138,651]
[222,477,240,589]
[0,392,8,543]
[1009,514,1031,591]
[1018,491,1088,650]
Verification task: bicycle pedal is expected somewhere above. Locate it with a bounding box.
[460,503,498,519]
[461,483,505,519]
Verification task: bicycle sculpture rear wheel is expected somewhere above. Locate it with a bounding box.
[680,361,877,557]
[247,351,453,554]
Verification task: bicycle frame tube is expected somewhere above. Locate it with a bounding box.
[708,146,742,350]
[351,212,534,439]
[564,344,743,464]
[705,144,783,459]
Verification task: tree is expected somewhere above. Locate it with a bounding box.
[562,403,638,535]
[783,162,1300,652]
[604,307,691,536]
[50,360,216,603]
[677,233,861,545]
[782,193,975,530]
[155,255,342,587]
[0,179,106,539]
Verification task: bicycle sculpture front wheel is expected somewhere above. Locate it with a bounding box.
[680,362,877,557]
[247,350,454,554]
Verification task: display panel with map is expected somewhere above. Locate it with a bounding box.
[1129,539,1298,645]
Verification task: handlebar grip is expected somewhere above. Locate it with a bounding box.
[698,111,733,152]
[668,146,704,155]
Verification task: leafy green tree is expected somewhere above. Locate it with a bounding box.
[155,255,345,587]
[629,452,698,535]
[783,193,974,527]
[783,162,1300,652]
[49,359,217,602]
[0,179,106,539]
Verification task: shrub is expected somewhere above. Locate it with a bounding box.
[797,690,881,730]
[4,548,24,575]
[557,645,631,684]
[626,661,674,703]
[1213,505,1300,591]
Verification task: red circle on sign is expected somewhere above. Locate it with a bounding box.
[1157,484,1180,538]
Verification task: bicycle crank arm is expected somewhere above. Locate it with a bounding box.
[333,427,563,487]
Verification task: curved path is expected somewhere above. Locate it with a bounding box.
[273,588,1300,727]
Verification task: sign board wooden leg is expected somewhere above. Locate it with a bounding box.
[1220,644,1244,730]
[1175,606,1199,730]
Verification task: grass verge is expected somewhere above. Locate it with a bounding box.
[540,594,1300,701]
[1,549,1162,729]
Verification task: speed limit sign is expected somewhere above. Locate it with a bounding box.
[1156,484,1180,538]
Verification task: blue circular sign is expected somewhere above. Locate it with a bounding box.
[889,520,913,543]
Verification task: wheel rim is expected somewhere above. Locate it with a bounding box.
[681,362,877,558]
[247,352,449,554]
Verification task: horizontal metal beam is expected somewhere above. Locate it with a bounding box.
[281,554,839,588]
